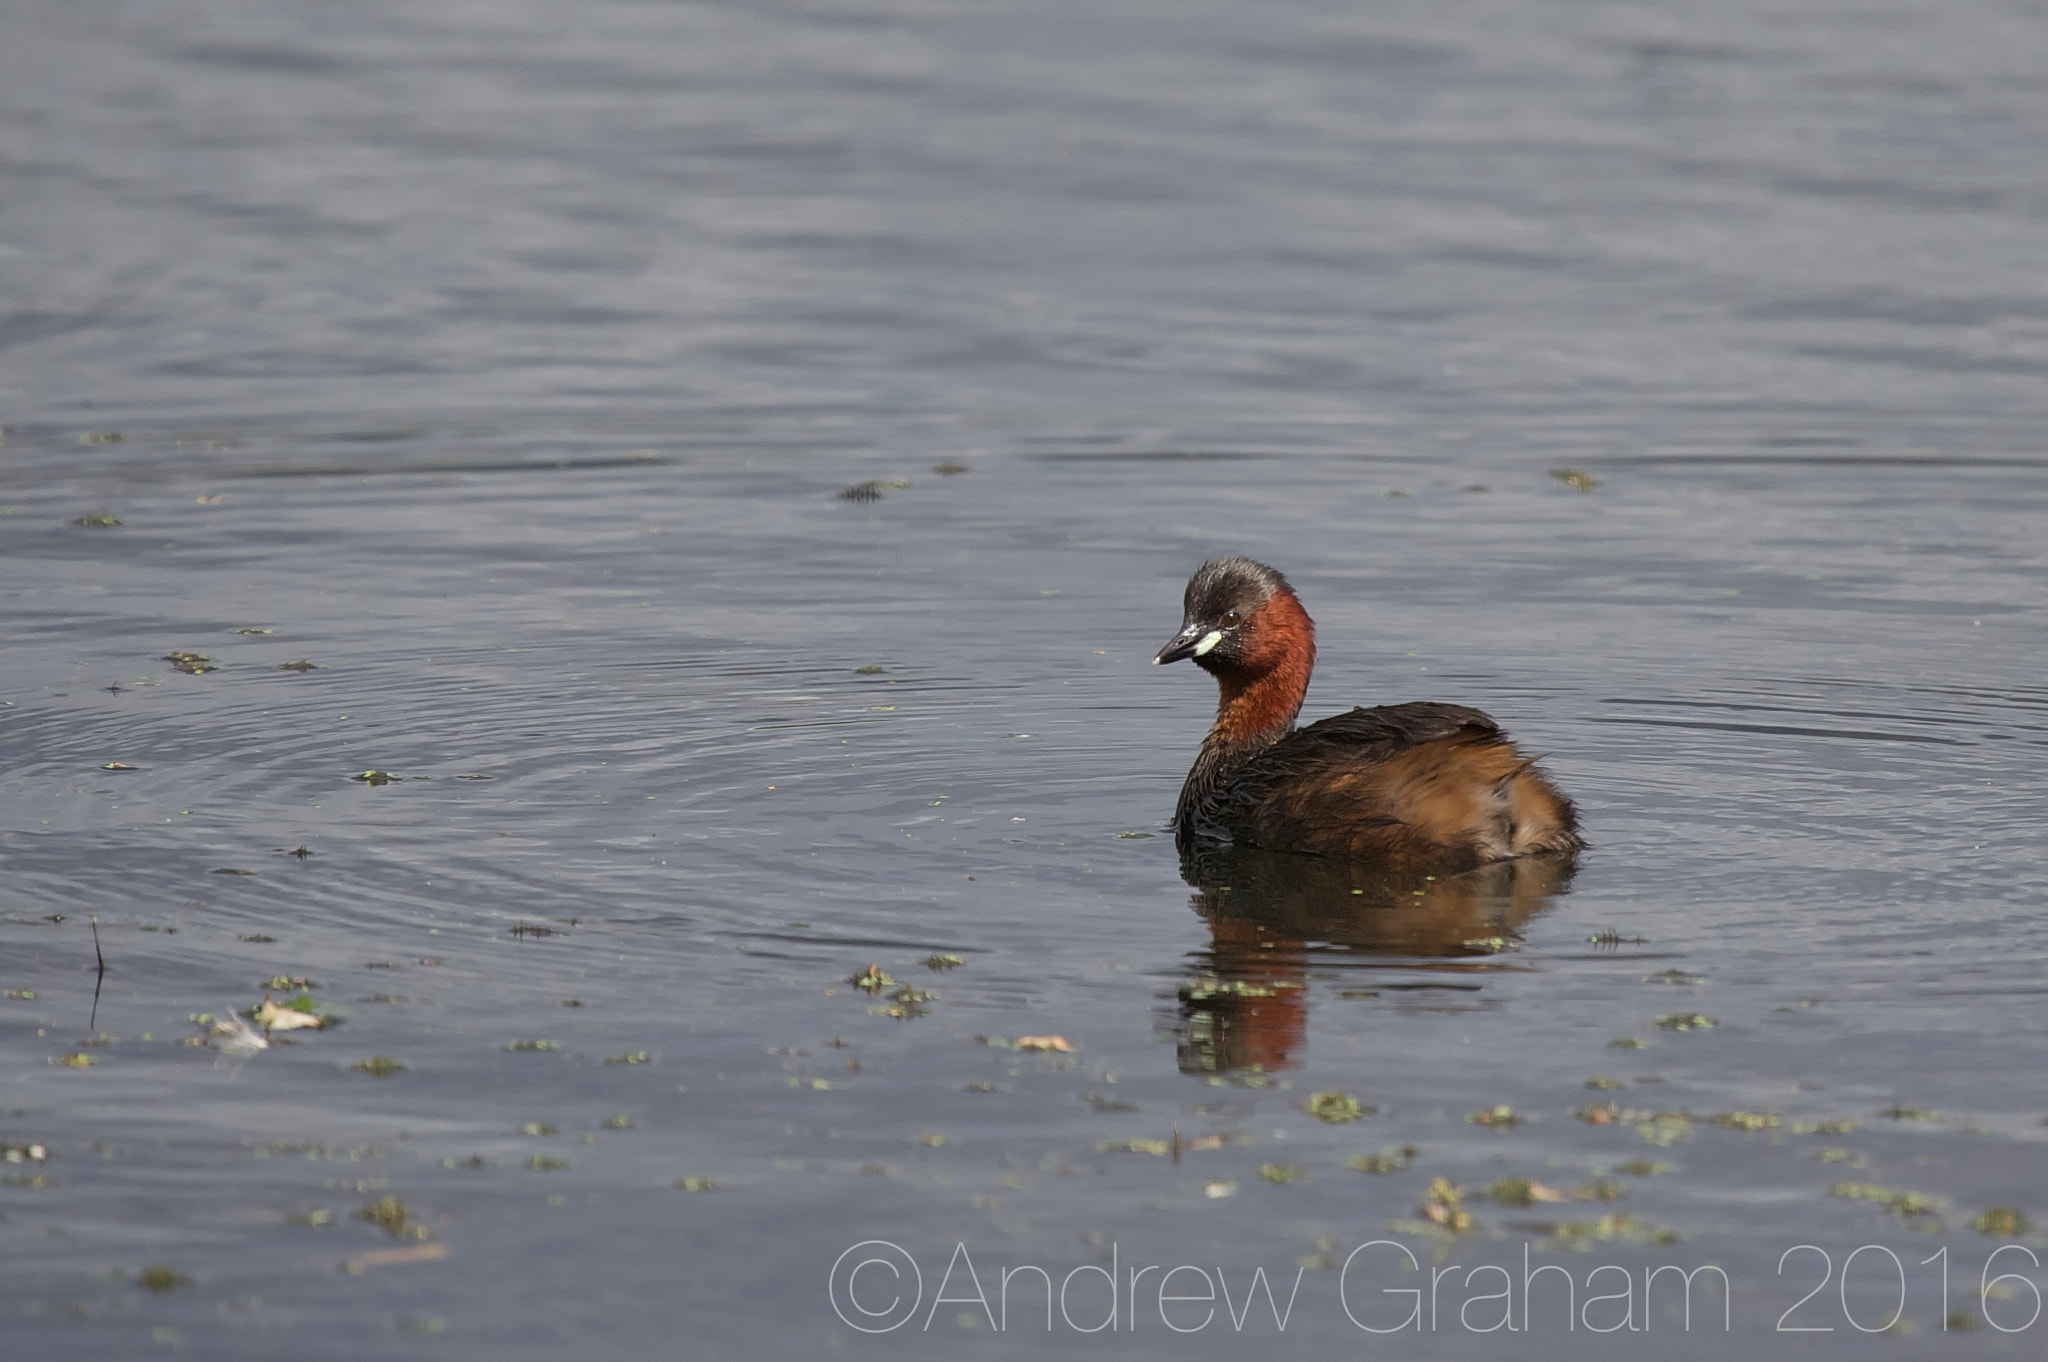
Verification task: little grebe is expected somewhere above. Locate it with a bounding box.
[1154,557,1582,865]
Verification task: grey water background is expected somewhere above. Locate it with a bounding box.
[5,0,2048,1355]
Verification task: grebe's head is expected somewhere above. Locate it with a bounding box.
[1153,557,1308,672]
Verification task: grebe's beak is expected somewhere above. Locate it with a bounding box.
[1153,624,1221,666]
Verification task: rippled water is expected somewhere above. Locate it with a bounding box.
[5,0,2048,1356]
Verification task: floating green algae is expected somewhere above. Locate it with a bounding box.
[1307,1091,1368,1124]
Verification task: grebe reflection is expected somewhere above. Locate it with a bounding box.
[1172,846,1578,1075]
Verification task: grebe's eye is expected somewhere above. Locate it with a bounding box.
[1221,610,1242,628]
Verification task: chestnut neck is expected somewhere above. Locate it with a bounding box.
[1175,588,1318,840]
[1204,589,1316,754]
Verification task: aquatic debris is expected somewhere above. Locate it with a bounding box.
[233,628,273,635]
[277,660,318,672]
[264,975,317,990]
[57,1053,95,1068]
[1609,1159,1673,1176]
[1974,1207,2028,1237]
[1420,1177,1471,1230]
[673,1176,723,1192]
[359,1194,430,1240]
[1114,830,1154,839]
[1080,1090,1138,1113]
[505,1039,558,1052]
[82,432,123,443]
[74,513,123,527]
[1828,1182,1945,1222]
[346,1244,450,1275]
[212,867,257,876]
[1259,1163,1309,1185]
[137,1266,190,1292]
[1550,468,1600,492]
[528,1155,570,1172]
[509,922,555,939]
[1585,1076,1625,1090]
[1461,936,1512,954]
[289,1209,332,1228]
[289,846,313,858]
[918,1133,949,1147]
[1099,1138,1171,1156]
[72,932,106,1016]
[1609,1036,1648,1049]
[1708,1111,1778,1132]
[1179,977,1296,1003]
[253,996,324,1033]
[837,479,910,502]
[99,762,140,772]
[1587,929,1647,947]
[1878,1104,1941,1122]
[970,1032,1073,1048]
[1204,1180,1236,1199]
[1792,1118,1856,1135]
[880,983,936,1019]
[603,1114,636,1130]
[847,964,896,994]
[4,989,36,1001]
[1655,1013,1716,1031]
[1346,1145,1417,1174]
[605,1052,652,1066]
[209,1011,271,1055]
[352,770,397,786]
[1544,1215,1678,1249]
[1306,1091,1369,1124]
[854,665,885,675]
[1467,1104,1523,1128]
[162,652,218,674]
[353,1056,406,1077]
[1483,1178,1578,1208]
[923,953,964,971]
[1573,1103,1695,1146]
[1643,968,1705,985]
[931,462,970,476]
[3,1142,48,1163]
[1634,1112,1694,1147]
